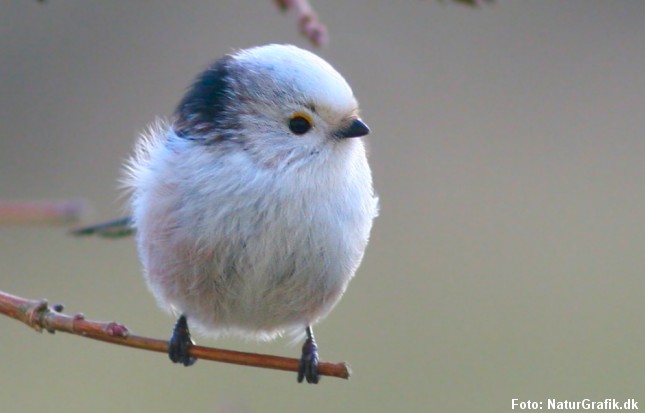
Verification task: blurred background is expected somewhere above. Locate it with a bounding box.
[1,1,644,412]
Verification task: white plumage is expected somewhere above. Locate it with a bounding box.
[125,44,378,345]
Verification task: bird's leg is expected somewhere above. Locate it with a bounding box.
[168,314,197,366]
[297,325,320,384]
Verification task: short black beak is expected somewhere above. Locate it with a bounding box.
[337,118,370,139]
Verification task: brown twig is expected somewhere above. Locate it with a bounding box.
[437,0,494,6]
[0,199,87,226]
[274,0,329,47]
[0,290,350,380]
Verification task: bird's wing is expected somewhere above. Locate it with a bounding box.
[70,217,135,238]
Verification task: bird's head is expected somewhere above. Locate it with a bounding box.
[173,44,369,169]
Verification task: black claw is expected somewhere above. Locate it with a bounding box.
[297,326,320,384]
[168,315,197,366]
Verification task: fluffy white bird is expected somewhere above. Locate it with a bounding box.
[80,44,378,383]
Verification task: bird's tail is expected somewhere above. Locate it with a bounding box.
[70,217,135,238]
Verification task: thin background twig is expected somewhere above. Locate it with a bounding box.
[0,200,87,226]
[274,0,329,47]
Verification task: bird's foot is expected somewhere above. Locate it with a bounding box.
[168,315,197,366]
[297,326,320,384]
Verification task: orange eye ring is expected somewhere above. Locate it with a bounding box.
[288,112,313,135]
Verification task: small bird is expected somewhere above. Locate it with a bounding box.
[78,44,378,383]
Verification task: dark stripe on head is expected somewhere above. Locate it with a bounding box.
[174,55,238,140]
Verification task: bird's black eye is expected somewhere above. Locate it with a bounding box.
[288,114,313,135]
